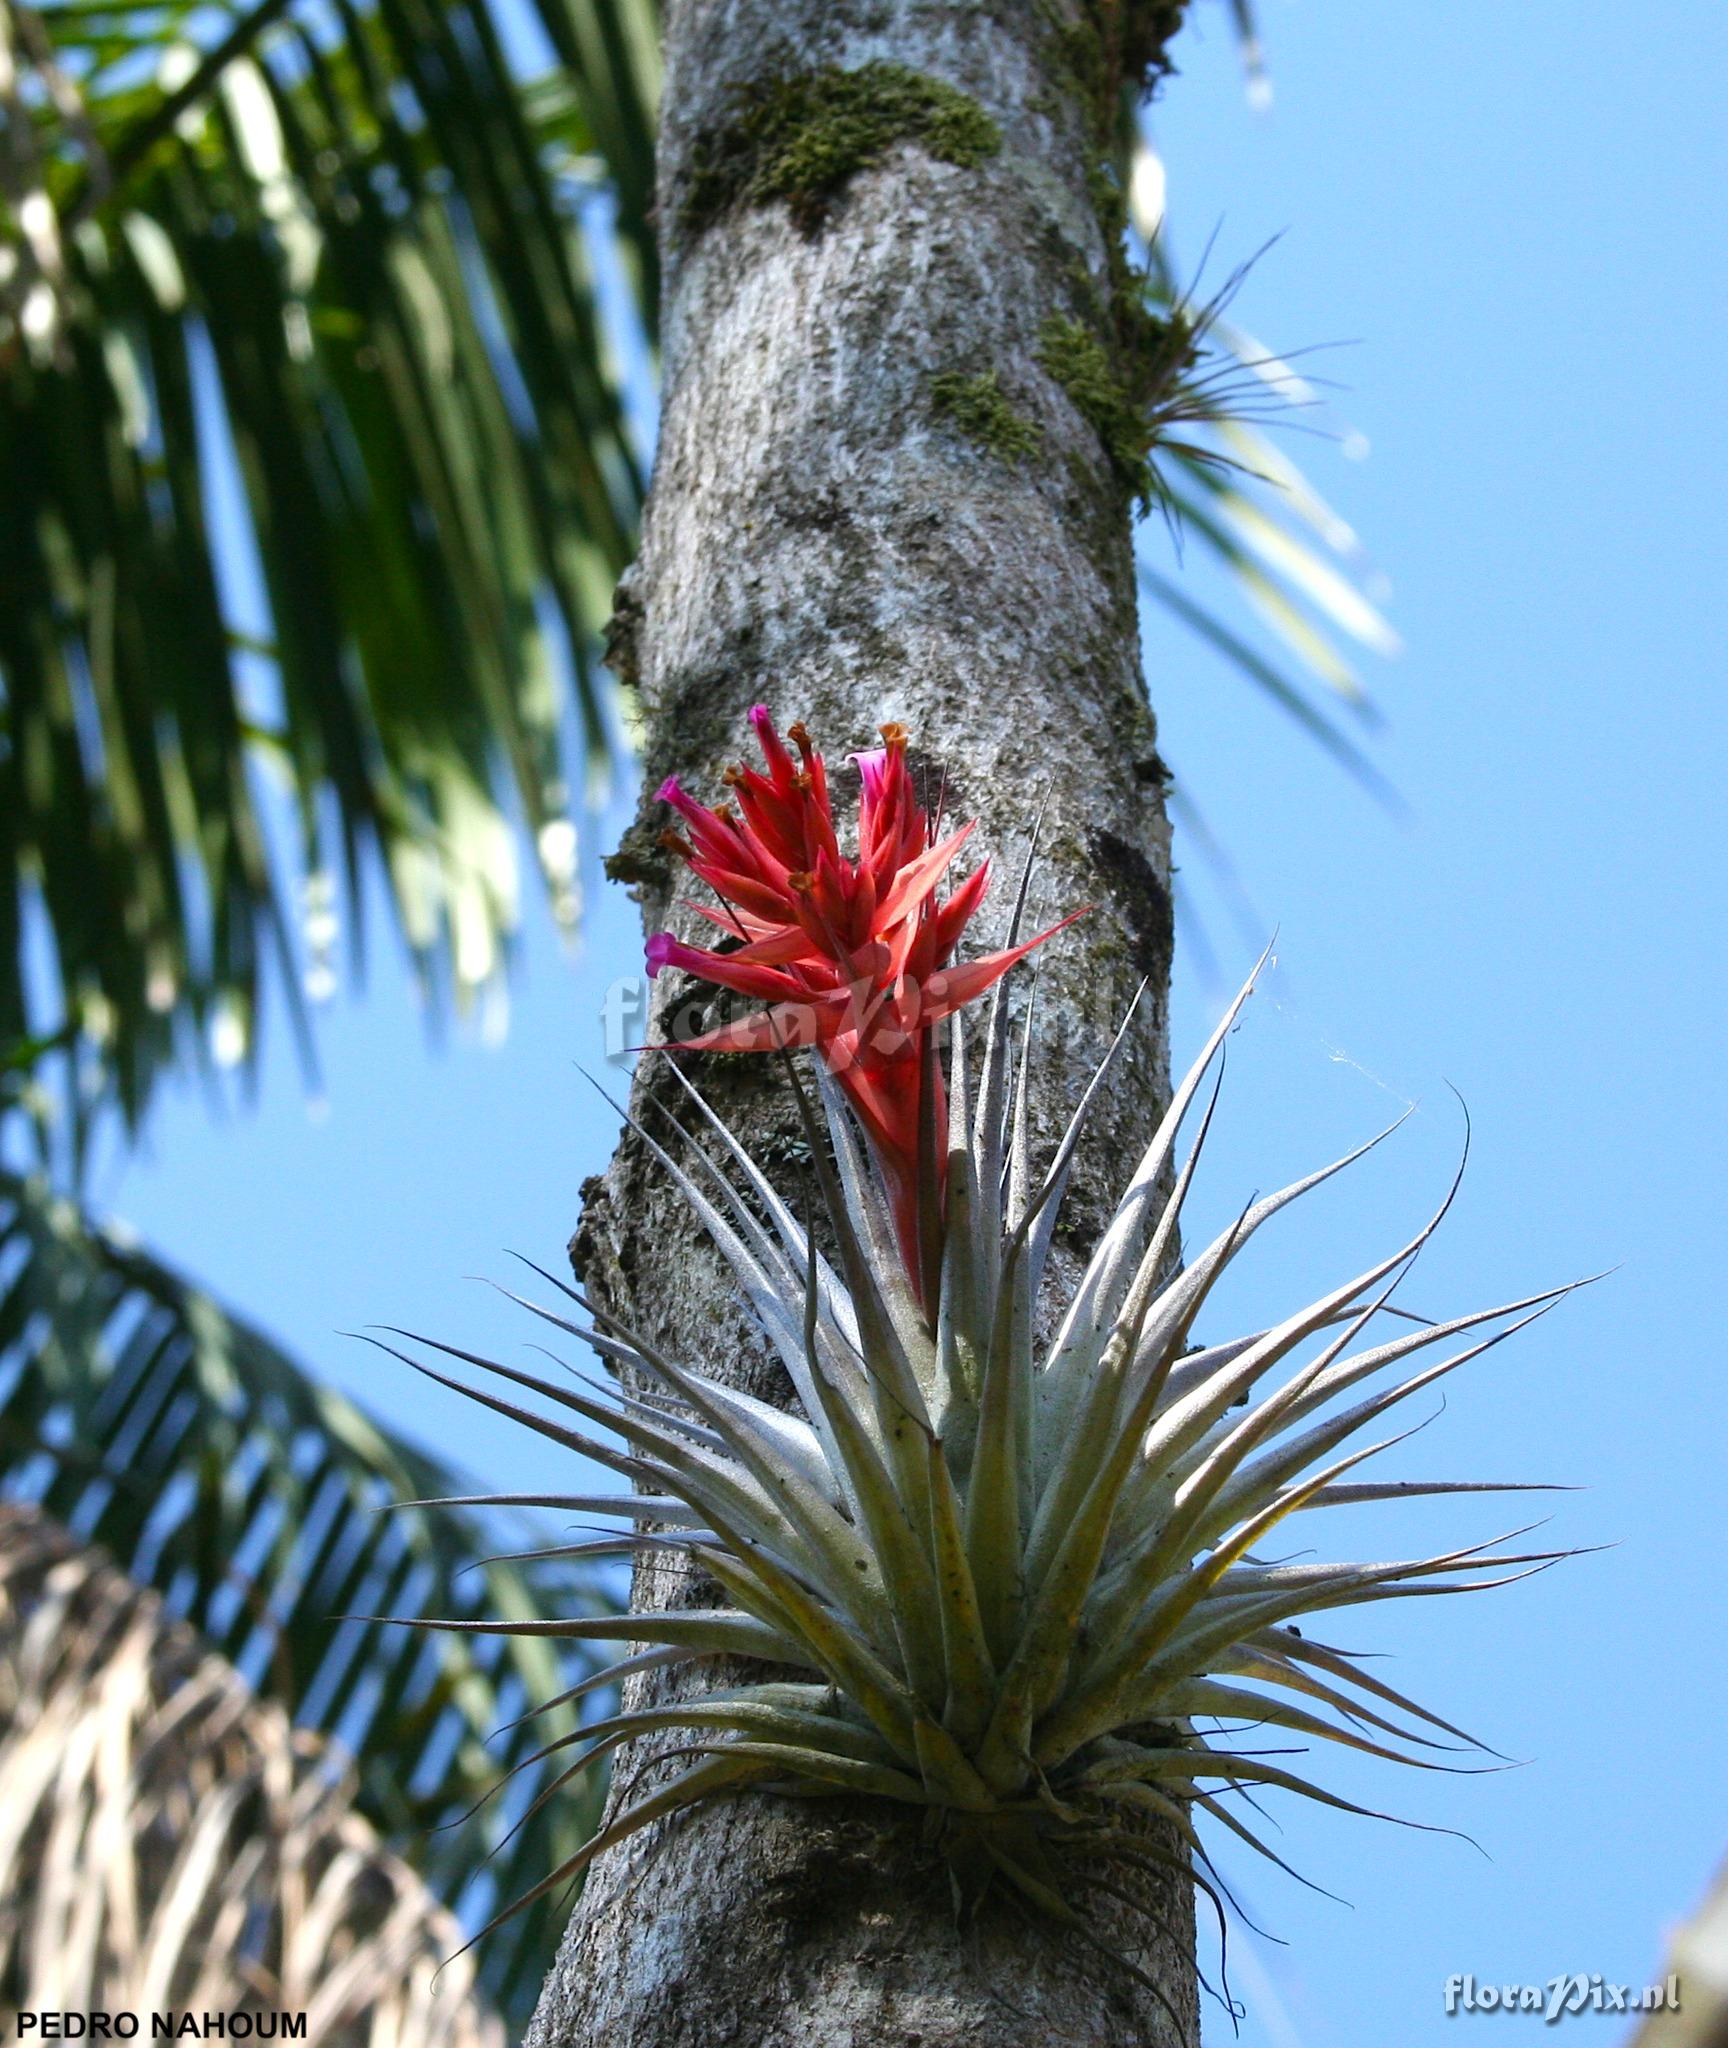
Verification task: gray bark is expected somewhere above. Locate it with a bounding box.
[526,3,1193,2042]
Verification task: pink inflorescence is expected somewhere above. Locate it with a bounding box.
[646,709,1072,1302]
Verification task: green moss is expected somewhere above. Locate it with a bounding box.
[1119,1,1191,91]
[1038,1,1190,144]
[1044,10,1108,135]
[1031,149,1210,515]
[602,837,671,890]
[1036,314,1153,508]
[683,63,1002,236]
[1022,4,1201,516]
[1084,162,1195,372]
[929,369,1043,464]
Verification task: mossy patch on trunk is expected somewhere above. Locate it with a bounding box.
[683,63,1002,236]
[1037,314,1152,508]
[929,369,1044,464]
[1037,164,1207,513]
[1040,0,1191,145]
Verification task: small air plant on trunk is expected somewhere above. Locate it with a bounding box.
[369,713,1577,2002]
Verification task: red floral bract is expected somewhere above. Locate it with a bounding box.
[646,709,1072,1305]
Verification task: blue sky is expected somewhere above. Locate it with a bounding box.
[94,4,1728,2041]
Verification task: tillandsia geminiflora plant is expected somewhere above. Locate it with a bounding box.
[370,711,1579,1998]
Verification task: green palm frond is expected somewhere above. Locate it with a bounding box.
[382,948,1580,1985]
[0,1500,502,2044]
[1,0,658,1142]
[0,1164,623,2023]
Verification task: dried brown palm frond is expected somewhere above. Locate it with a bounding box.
[0,1162,616,2024]
[0,1502,503,2048]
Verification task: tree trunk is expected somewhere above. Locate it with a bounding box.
[527,3,1193,2042]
